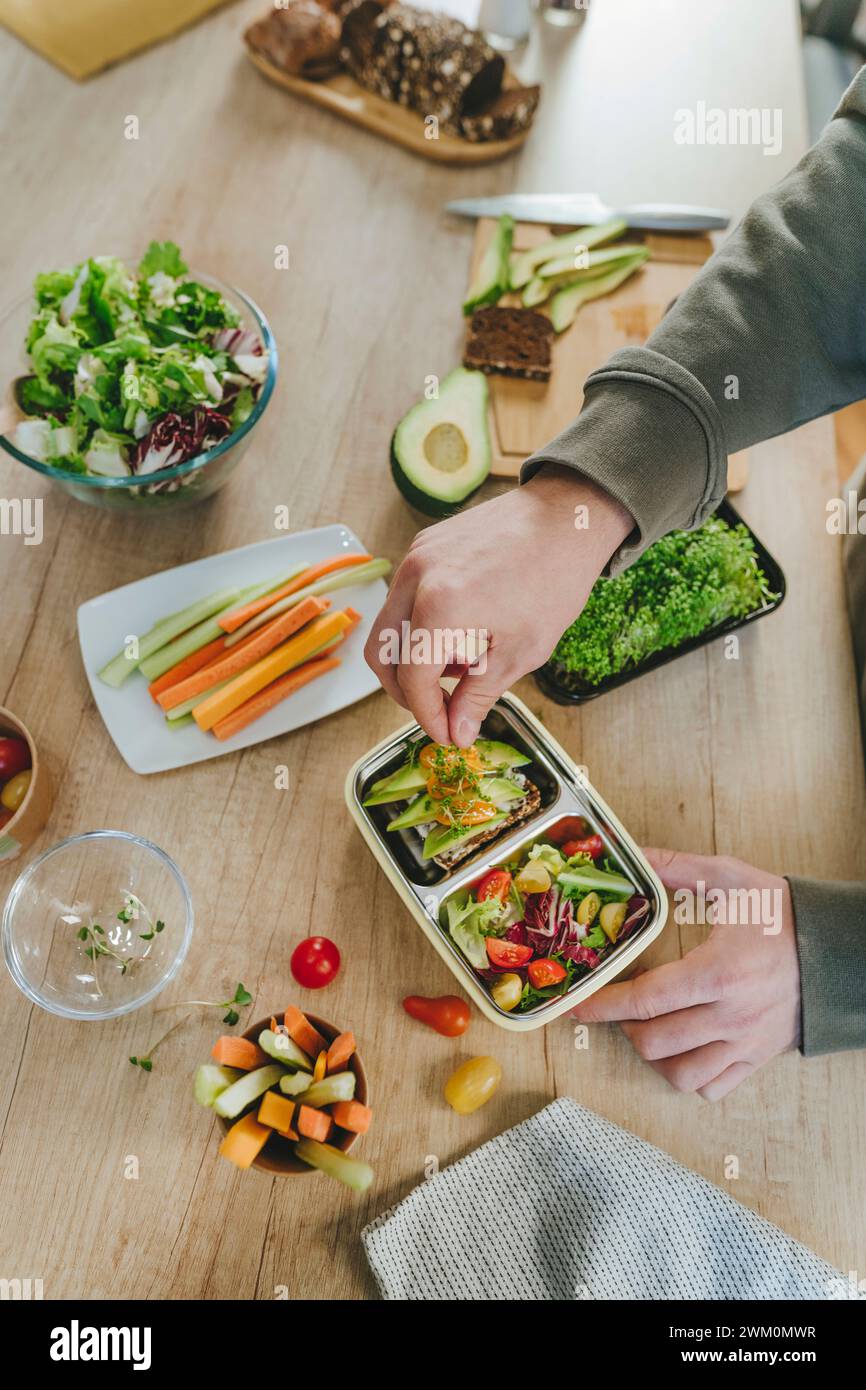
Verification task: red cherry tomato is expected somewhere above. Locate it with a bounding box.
[0,737,30,782]
[546,816,588,846]
[528,957,567,989]
[0,810,13,832]
[476,868,512,903]
[486,938,532,968]
[403,994,471,1037]
[290,936,340,989]
[562,835,604,860]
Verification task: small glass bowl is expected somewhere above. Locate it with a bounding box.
[2,830,194,1020]
[0,269,277,514]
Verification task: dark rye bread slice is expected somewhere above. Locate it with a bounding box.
[460,83,541,142]
[343,2,504,133]
[464,306,554,381]
[432,780,542,869]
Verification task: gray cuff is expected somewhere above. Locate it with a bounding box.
[520,347,728,574]
[788,876,866,1057]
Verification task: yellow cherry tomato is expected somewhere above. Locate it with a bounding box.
[515,860,551,895]
[444,1056,503,1115]
[599,901,628,942]
[1,769,31,814]
[491,973,522,1013]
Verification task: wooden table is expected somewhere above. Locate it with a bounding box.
[2,0,865,1301]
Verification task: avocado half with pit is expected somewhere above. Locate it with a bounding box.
[390,367,492,518]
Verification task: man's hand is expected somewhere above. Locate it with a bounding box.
[571,849,802,1100]
[365,466,633,746]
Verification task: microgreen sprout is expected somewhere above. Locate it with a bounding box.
[74,891,166,993]
[130,985,253,1073]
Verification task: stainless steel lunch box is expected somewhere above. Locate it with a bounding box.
[345,692,668,1031]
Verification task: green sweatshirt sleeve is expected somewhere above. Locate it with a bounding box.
[522,68,866,572]
[788,877,866,1056]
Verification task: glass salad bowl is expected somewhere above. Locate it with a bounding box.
[2,830,194,1020]
[0,269,277,514]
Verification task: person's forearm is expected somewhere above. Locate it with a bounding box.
[788,877,866,1056]
[523,68,866,570]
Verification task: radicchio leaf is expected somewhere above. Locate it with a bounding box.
[129,407,232,476]
[617,895,651,943]
[212,326,262,357]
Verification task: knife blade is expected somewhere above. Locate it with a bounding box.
[445,194,730,232]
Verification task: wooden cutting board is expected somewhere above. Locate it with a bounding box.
[468,219,748,490]
[246,52,535,166]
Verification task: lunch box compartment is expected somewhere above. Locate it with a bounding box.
[346,693,668,1031]
[533,500,786,706]
[358,705,559,886]
[435,808,658,1021]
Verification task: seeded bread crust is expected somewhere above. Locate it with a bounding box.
[460,83,541,142]
[432,781,542,869]
[343,2,504,133]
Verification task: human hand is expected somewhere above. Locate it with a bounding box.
[570,848,801,1100]
[365,466,633,746]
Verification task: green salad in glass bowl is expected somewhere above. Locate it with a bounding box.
[0,241,276,512]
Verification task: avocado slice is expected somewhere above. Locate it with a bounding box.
[509,217,628,290]
[463,213,514,315]
[391,367,491,518]
[550,253,649,333]
[422,812,507,861]
[363,761,429,806]
[475,738,531,770]
[386,775,527,830]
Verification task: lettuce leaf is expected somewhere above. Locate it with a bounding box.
[138,241,188,279]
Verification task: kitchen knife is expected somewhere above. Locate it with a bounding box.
[445,194,730,231]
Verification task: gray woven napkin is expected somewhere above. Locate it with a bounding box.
[362,1097,857,1300]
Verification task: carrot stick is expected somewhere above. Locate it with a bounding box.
[211,655,341,740]
[155,595,329,710]
[193,610,350,732]
[147,636,228,700]
[218,554,372,633]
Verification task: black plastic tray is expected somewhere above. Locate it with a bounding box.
[533,500,786,706]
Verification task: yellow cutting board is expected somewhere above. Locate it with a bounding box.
[468,219,748,490]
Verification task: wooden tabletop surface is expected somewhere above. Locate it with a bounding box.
[2,0,865,1301]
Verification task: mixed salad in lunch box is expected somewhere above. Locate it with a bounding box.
[442,815,651,1015]
[9,241,269,479]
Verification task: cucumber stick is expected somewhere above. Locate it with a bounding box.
[462,214,514,316]
[557,866,635,897]
[194,1064,243,1108]
[98,586,241,688]
[258,1028,313,1071]
[295,1138,374,1191]
[224,557,391,646]
[212,1064,285,1119]
[550,254,649,332]
[509,217,628,289]
[293,1072,356,1108]
[136,565,309,683]
[279,1071,311,1097]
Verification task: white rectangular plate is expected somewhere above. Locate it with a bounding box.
[77,525,388,775]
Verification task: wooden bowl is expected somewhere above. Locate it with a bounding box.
[218,1012,368,1176]
[0,707,51,866]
